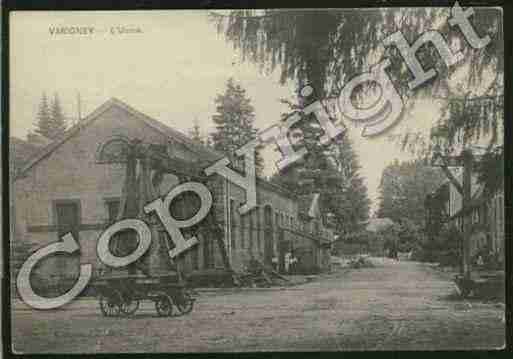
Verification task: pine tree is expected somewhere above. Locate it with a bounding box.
[50,93,67,139]
[189,118,205,144]
[35,93,52,139]
[329,137,371,234]
[210,78,264,174]
[34,92,67,140]
[271,95,370,235]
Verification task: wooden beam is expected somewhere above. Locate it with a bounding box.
[440,165,463,195]
[27,223,107,233]
[462,150,474,280]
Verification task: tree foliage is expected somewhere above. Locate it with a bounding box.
[35,92,67,140]
[326,137,371,234]
[393,93,504,196]
[211,8,502,100]
[35,92,52,139]
[411,224,462,266]
[188,118,207,145]
[475,145,504,196]
[271,97,370,235]
[380,219,424,253]
[212,7,503,194]
[377,159,446,225]
[50,93,67,137]
[210,78,264,174]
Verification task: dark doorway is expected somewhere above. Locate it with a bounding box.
[55,200,80,238]
[54,200,81,276]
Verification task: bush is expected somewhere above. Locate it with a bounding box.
[412,225,461,266]
[380,220,423,255]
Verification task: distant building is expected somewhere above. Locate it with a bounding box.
[365,217,394,233]
[331,218,390,258]
[286,193,334,273]
[425,171,504,264]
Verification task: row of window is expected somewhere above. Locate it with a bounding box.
[59,197,328,236]
[51,197,330,271]
[227,199,331,252]
[454,192,505,237]
[228,200,297,252]
[493,193,505,237]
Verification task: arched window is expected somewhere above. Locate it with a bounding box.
[96,136,130,163]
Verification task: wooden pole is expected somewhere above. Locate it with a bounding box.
[462,149,473,280]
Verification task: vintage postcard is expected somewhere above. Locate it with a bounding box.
[8,6,505,353]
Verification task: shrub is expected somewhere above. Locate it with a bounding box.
[413,225,462,266]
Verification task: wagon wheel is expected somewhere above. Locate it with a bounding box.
[460,286,471,298]
[175,289,194,315]
[120,297,140,316]
[155,295,174,317]
[99,290,122,317]
[456,277,474,298]
[242,277,254,288]
[459,281,473,298]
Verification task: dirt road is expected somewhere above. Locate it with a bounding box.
[11,258,505,353]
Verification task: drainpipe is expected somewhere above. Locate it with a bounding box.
[224,178,231,262]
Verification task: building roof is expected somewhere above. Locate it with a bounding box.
[9,137,42,175]
[17,98,225,178]
[13,98,296,199]
[26,133,53,147]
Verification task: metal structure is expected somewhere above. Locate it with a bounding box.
[92,138,230,317]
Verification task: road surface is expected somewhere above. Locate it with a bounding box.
[11,258,505,353]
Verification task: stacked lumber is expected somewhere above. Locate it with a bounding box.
[235,259,290,288]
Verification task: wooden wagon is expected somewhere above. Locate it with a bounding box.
[93,273,195,317]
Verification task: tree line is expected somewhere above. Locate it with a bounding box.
[33,92,68,140]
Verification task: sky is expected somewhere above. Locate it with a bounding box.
[10,10,448,214]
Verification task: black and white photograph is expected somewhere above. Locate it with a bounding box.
[6,4,506,353]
